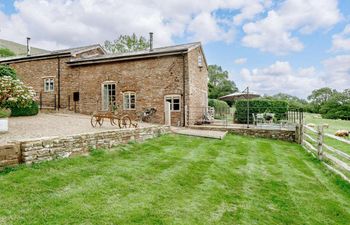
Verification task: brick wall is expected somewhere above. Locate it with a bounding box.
[187,47,208,125]
[73,55,185,126]
[7,47,208,127]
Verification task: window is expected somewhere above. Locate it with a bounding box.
[44,78,54,92]
[198,55,203,68]
[102,82,116,111]
[123,92,136,110]
[165,95,181,111]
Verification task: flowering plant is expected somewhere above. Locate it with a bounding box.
[0,76,37,109]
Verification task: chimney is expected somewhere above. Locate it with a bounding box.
[149,32,153,51]
[26,37,31,56]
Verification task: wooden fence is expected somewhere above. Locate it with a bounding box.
[302,125,350,182]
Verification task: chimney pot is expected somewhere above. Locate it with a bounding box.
[26,37,31,56]
[149,32,153,52]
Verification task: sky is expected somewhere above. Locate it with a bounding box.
[0,0,349,99]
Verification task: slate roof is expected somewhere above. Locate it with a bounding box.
[67,42,202,66]
[0,42,205,66]
[0,44,105,63]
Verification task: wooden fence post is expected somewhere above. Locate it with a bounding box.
[317,125,324,160]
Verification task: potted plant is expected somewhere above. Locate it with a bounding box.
[0,108,11,133]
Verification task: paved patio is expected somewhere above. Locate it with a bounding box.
[171,127,227,139]
[0,113,151,144]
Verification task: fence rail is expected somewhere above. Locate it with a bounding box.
[302,125,350,183]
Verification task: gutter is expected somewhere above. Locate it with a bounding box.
[0,53,71,64]
[67,51,189,67]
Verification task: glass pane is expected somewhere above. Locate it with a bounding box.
[173,98,180,104]
[173,103,180,111]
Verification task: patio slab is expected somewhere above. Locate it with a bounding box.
[171,127,227,139]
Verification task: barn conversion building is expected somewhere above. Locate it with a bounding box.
[0,42,208,126]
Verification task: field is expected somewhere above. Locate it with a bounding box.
[304,113,350,134]
[304,113,350,154]
[1,134,350,224]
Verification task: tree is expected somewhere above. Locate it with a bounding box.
[307,87,337,112]
[0,48,15,57]
[267,93,309,110]
[104,33,150,53]
[0,65,17,79]
[208,65,238,100]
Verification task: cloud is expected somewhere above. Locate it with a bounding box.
[234,57,247,64]
[0,0,270,50]
[242,0,342,54]
[322,55,350,90]
[240,61,325,97]
[187,12,235,44]
[331,24,350,52]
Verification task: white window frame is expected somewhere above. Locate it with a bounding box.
[198,55,203,68]
[165,95,181,112]
[101,81,116,111]
[43,77,54,92]
[123,91,136,110]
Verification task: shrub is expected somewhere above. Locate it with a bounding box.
[0,108,11,118]
[0,76,36,109]
[234,99,288,124]
[208,99,229,110]
[0,65,17,79]
[10,101,39,117]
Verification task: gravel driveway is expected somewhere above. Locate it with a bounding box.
[0,113,150,144]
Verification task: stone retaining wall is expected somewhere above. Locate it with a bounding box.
[0,143,20,170]
[189,125,297,142]
[0,126,170,169]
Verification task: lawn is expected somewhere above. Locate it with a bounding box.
[1,134,350,224]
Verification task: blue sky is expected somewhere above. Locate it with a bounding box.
[0,0,349,98]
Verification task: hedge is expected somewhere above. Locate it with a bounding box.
[10,101,39,117]
[234,99,288,124]
[208,99,229,109]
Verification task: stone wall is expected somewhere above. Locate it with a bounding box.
[20,126,170,164]
[189,126,297,142]
[0,143,20,170]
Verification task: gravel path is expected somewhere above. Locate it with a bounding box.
[0,113,151,144]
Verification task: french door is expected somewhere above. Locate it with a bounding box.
[102,83,116,111]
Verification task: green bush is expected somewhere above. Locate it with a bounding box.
[10,101,39,117]
[234,99,288,124]
[0,65,17,79]
[0,108,11,118]
[208,99,229,109]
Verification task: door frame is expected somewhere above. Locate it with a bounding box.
[101,81,116,111]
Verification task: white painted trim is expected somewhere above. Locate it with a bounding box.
[43,77,54,92]
[164,95,181,112]
[101,81,116,111]
[123,91,136,110]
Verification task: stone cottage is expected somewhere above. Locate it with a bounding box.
[0,42,208,126]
